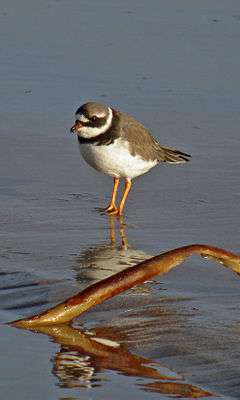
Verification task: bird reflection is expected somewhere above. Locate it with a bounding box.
[74,216,153,283]
[34,323,212,397]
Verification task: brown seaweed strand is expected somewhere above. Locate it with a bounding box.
[11,244,240,328]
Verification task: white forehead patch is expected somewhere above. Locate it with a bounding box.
[75,113,89,123]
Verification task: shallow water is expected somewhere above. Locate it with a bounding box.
[1,1,240,399]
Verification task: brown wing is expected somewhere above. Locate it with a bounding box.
[117,111,166,162]
[117,111,191,163]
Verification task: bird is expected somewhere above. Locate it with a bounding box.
[70,102,191,215]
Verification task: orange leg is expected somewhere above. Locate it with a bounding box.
[118,178,132,215]
[108,178,132,216]
[105,177,120,213]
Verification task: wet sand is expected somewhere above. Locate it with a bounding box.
[1,1,240,399]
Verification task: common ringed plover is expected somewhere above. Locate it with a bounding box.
[70,102,191,215]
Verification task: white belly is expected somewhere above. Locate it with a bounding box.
[79,139,158,179]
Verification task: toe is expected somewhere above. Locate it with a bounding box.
[107,208,119,215]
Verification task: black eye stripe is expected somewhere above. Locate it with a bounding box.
[86,117,106,128]
[74,112,107,128]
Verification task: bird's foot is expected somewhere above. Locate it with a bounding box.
[107,208,124,217]
[104,204,118,214]
[107,209,119,215]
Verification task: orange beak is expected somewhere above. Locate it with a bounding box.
[70,120,83,133]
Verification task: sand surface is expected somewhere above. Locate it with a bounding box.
[0,1,240,399]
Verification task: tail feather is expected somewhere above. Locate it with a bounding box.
[162,146,191,164]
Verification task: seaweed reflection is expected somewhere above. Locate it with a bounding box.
[34,323,213,397]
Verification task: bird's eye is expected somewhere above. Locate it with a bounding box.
[91,116,98,122]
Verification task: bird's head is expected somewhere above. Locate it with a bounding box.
[70,102,113,139]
